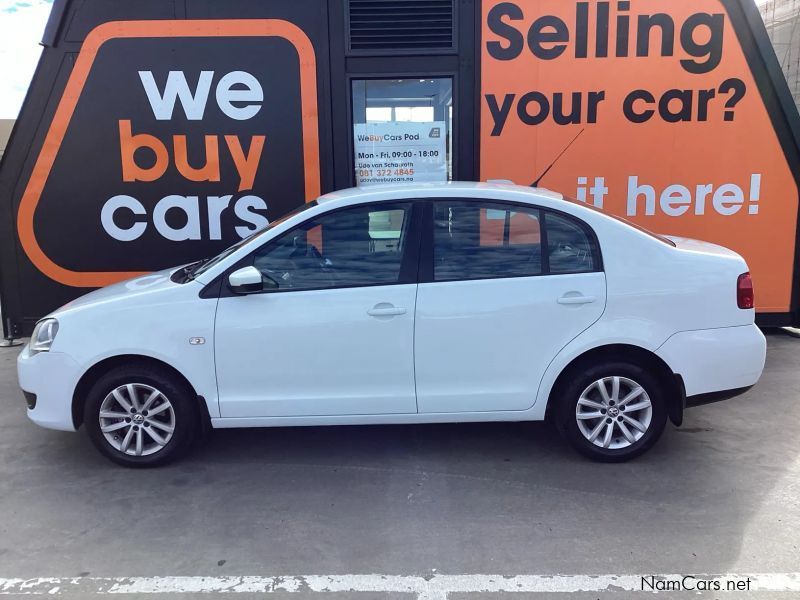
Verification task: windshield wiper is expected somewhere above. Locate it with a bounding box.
[184,258,211,281]
[171,258,210,284]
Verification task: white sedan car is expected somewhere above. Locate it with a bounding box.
[18,183,766,466]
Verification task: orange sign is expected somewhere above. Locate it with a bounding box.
[481,0,798,312]
[16,20,320,288]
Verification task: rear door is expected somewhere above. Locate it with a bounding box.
[414,199,606,413]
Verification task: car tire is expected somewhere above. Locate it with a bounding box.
[555,361,668,462]
[84,364,199,467]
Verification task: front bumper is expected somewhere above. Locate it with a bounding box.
[17,344,81,431]
[656,324,766,399]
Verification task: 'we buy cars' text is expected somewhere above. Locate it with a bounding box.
[102,70,268,243]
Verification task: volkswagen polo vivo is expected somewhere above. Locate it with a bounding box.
[18,183,766,466]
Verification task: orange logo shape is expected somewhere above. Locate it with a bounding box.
[17,20,321,287]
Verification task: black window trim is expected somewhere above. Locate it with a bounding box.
[209,199,425,298]
[418,197,604,285]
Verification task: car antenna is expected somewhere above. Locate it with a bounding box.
[531,128,585,188]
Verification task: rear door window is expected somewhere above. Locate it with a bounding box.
[545,211,599,274]
[432,201,542,282]
[430,200,600,282]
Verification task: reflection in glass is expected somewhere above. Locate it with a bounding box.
[434,202,542,282]
[252,204,411,291]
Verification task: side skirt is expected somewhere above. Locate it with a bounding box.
[211,409,546,429]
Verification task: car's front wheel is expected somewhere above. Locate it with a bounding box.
[84,364,198,467]
[555,361,668,461]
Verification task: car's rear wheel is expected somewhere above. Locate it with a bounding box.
[555,361,668,461]
[85,364,198,467]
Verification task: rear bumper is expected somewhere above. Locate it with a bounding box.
[17,344,80,432]
[686,385,754,408]
[656,324,766,398]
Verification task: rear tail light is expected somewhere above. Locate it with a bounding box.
[737,272,754,309]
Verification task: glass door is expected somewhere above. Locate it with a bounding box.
[351,78,453,186]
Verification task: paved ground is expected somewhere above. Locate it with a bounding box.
[0,330,798,598]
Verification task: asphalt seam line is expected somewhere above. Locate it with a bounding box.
[1,573,800,596]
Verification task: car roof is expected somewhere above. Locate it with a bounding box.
[192,180,664,287]
[317,181,564,205]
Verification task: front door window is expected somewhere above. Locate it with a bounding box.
[250,203,413,291]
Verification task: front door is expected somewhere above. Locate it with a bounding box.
[215,201,420,418]
[415,200,607,413]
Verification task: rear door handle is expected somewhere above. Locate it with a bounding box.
[557,294,597,305]
[368,303,407,317]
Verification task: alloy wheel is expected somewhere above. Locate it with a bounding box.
[98,383,176,457]
[575,376,653,450]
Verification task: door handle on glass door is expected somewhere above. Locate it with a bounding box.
[368,304,407,317]
[557,294,597,305]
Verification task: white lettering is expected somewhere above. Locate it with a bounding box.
[138,71,214,121]
[153,195,202,241]
[234,195,269,238]
[101,195,147,241]
[216,71,263,121]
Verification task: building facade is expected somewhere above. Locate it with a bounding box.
[0,120,14,161]
[1,0,800,335]
[759,0,800,110]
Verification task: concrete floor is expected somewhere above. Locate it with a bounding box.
[0,331,798,598]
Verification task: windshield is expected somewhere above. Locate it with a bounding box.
[181,200,319,281]
[562,197,676,247]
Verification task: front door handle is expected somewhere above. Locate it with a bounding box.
[368,303,407,317]
[557,294,597,305]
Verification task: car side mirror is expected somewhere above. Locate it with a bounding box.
[228,266,276,294]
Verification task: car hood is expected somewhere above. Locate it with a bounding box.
[48,267,196,318]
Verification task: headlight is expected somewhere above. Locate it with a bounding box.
[30,318,59,354]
